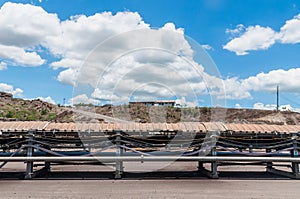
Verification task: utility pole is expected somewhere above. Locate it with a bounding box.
[276,85,279,111]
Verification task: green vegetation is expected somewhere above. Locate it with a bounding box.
[41,108,47,115]
[0,95,72,121]
[47,113,57,120]
[5,111,13,118]
[0,105,60,121]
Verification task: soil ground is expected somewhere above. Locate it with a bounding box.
[1,162,300,198]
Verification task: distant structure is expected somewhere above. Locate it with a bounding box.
[129,100,181,107]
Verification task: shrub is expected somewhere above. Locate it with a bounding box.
[5,111,14,118]
[41,108,47,115]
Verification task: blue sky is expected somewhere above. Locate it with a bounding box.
[0,0,300,111]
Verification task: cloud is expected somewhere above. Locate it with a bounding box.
[69,94,97,105]
[76,45,215,105]
[7,3,300,104]
[0,83,23,96]
[57,16,213,105]
[253,102,299,112]
[47,11,168,92]
[242,68,300,93]
[213,67,300,101]
[57,68,77,86]
[0,3,223,105]
[47,11,150,62]
[225,24,245,36]
[223,25,277,55]
[0,2,60,47]
[91,88,129,104]
[224,13,300,55]
[212,77,252,100]
[0,2,60,66]
[253,102,277,110]
[0,62,7,70]
[279,14,300,44]
[211,68,300,102]
[0,44,45,66]
[235,103,242,109]
[37,96,56,104]
[201,44,213,51]
[50,58,83,70]
[204,67,300,101]
[175,96,198,107]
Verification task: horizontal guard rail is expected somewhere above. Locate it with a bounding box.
[1,156,300,162]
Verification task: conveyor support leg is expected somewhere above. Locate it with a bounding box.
[115,131,123,179]
[24,131,34,179]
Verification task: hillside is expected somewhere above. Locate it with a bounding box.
[95,104,300,125]
[0,92,73,122]
[1,92,300,124]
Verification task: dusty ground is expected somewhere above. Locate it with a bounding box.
[1,179,300,199]
[1,162,300,198]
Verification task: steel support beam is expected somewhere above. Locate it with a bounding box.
[210,147,219,179]
[291,137,299,177]
[266,148,273,170]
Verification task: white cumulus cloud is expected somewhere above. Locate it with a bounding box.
[57,68,78,86]
[279,14,300,44]
[0,83,23,96]
[235,103,242,109]
[253,102,299,112]
[253,102,277,110]
[0,3,228,105]
[0,2,60,66]
[208,67,300,101]
[212,77,252,100]
[242,68,300,93]
[37,96,56,104]
[0,44,45,66]
[223,25,278,55]
[224,13,300,55]
[55,15,214,105]
[69,94,97,105]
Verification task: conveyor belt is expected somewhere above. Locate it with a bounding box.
[0,121,300,133]
[1,121,300,180]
